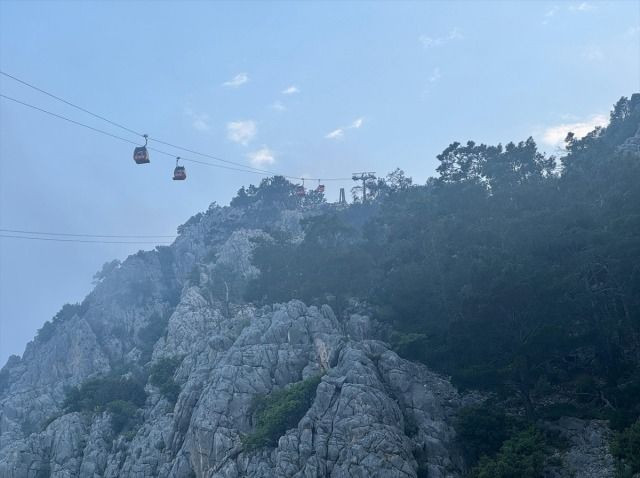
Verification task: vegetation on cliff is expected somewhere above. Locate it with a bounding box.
[243,375,322,450]
[241,94,640,469]
[62,375,147,434]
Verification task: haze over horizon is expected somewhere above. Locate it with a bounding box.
[1,0,639,365]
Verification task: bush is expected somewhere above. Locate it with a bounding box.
[92,259,121,284]
[177,212,204,234]
[456,403,514,464]
[471,426,547,478]
[0,368,9,395]
[149,357,182,404]
[156,246,180,306]
[0,355,19,396]
[106,400,139,434]
[36,321,56,343]
[36,303,85,343]
[63,376,146,412]
[389,332,430,364]
[62,374,146,434]
[137,312,171,364]
[230,176,301,211]
[243,375,321,450]
[612,419,640,474]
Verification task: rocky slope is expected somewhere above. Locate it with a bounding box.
[0,201,618,477]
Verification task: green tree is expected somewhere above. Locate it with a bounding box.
[242,95,640,424]
[612,420,640,474]
[472,427,547,478]
[149,357,182,404]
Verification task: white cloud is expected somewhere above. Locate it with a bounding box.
[184,108,211,132]
[569,2,595,12]
[544,3,595,24]
[419,28,463,48]
[541,114,608,149]
[271,101,286,111]
[282,85,299,95]
[222,73,249,88]
[542,5,559,25]
[227,120,256,145]
[326,117,365,139]
[325,128,344,140]
[247,146,275,166]
[545,5,559,17]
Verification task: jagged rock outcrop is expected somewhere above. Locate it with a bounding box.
[0,297,463,477]
[0,204,463,478]
[545,418,616,478]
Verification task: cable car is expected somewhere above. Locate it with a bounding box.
[316,184,325,193]
[133,134,150,164]
[173,157,186,181]
[295,185,306,197]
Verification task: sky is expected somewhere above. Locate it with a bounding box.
[1,0,639,365]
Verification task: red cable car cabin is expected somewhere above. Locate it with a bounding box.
[295,185,306,196]
[133,146,150,164]
[316,184,325,193]
[133,134,150,164]
[173,166,186,180]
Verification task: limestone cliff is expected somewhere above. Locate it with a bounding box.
[0,201,616,478]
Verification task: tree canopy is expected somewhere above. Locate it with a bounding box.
[247,95,640,430]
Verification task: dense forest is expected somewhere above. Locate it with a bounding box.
[229,95,640,475]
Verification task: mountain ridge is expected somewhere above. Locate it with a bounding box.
[2,95,639,477]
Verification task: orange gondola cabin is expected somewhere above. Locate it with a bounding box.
[173,157,186,180]
[173,166,186,180]
[133,135,150,164]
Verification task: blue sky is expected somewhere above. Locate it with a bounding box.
[1,0,638,365]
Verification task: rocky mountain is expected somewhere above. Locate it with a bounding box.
[0,192,620,478]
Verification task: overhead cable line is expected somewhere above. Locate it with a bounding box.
[0,228,176,239]
[0,234,172,245]
[0,93,348,180]
[0,70,143,137]
[0,70,268,174]
[147,137,282,176]
[0,94,141,146]
[0,70,353,181]
[0,94,269,176]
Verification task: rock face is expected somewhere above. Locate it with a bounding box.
[545,417,616,478]
[0,203,464,478]
[0,200,621,478]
